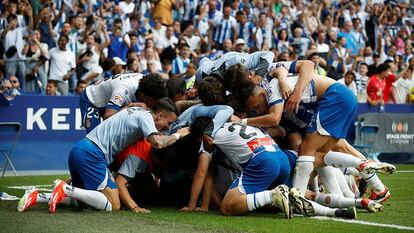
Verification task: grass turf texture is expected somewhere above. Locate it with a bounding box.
[0,165,413,233]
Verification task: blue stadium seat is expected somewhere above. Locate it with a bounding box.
[354,122,380,161]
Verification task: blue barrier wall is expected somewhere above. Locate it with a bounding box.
[0,95,413,172]
[0,95,85,173]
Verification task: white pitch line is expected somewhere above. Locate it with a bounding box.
[313,216,414,231]
[395,170,414,173]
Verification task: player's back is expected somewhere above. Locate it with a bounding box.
[213,122,276,165]
[85,73,143,108]
[86,107,155,164]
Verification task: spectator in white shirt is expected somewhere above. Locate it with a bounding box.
[47,34,76,95]
[391,67,412,104]
[155,26,178,54]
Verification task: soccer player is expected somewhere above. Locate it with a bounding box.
[80,73,167,133]
[231,61,395,199]
[195,51,274,83]
[183,117,294,218]
[19,99,190,213]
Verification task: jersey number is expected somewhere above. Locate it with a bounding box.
[227,123,257,140]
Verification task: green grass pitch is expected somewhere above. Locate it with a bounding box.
[1,165,413,233]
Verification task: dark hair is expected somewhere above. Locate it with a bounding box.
[47,80,58,87]
[198,76,225,106]
[345,70,356,79]
[59,34,69,42]
[77,80,87,87]
[235,10,245,16]
[377,63,391,74]
[238,82,257,110]
[126,58,137,68]
[225,94,244,116]
[6,14,17,22]
[138,73,168,99]
[359,62,368,67]
[151,97,180,116]
[190,117,213,140]
[166,78,186,99]
[307,52,319,60]
[223,63,251,93]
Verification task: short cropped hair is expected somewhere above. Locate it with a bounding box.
[151,98,179,116]
[198,76,225,106]
[138,73,168,99]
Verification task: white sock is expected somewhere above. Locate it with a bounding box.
[359,172,385,193]
[343,174,360,197]
[293,156,315,197]
[343,167,360,176]
[63,184,112,211]
[316,166,342,195]
[324,151,363,169]
[246,190,273,211]
[308,199,336,217]
[334,168,356,198]
[315,193,356,208]
[37,193,78,207]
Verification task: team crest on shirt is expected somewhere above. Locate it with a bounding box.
[113,94,124,106]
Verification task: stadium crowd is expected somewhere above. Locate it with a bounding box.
[0,0,408,220]
[0,0,414,104]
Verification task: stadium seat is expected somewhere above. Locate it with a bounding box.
[354,122,380,161]
[0,122,22,177]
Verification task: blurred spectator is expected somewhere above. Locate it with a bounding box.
[74,80,87,96]
[354,63,370,103]
[140,46,162,71]
[8,75,22,95]
[234,38,246,53]
[47,34,76,95]
[77,27,109,83]
[152,0,176,26]
[253,12,272,51]
[367,63,391,107]
[309,52,327,76]
[212,4,236,50]
[45,79,61,96]
[112,57,126,75]
[126,58,141,73]
[337,71,357,96]
[391,67,413,104]
[22,30,48,93]
[155,26,178,54]
[172,43,191,78]
[2,12,33,90]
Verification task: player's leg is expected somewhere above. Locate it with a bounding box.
[293,131,339,197]
[49,139,120,213]
[313,192,383,213]
[17,187,78,212]
[332,139,390,201]
[221,150,290,217]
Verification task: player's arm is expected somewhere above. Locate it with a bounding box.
[147,127,190,149]
[269,66,291,99]
[181,151,212,211]
[116,156,150,213]
[287,60,314,113]
[116,175,150,213]
[244,103,284,127]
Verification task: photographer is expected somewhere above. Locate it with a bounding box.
[22,30,48,93]
[77,21,110,83]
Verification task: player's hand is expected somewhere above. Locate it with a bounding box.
[286,90,302,113]
[180,206,195,212]
[132,206,151,213]
[279,81,293,99]
[127,102,148,109]
[177,127,190,138]
[230,115,241,123]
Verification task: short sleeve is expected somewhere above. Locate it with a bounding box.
[117,156,148,179]
[107,87,128,109]
[263,79,283,107]
[138,111,158,138]
[269,61,297,74]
